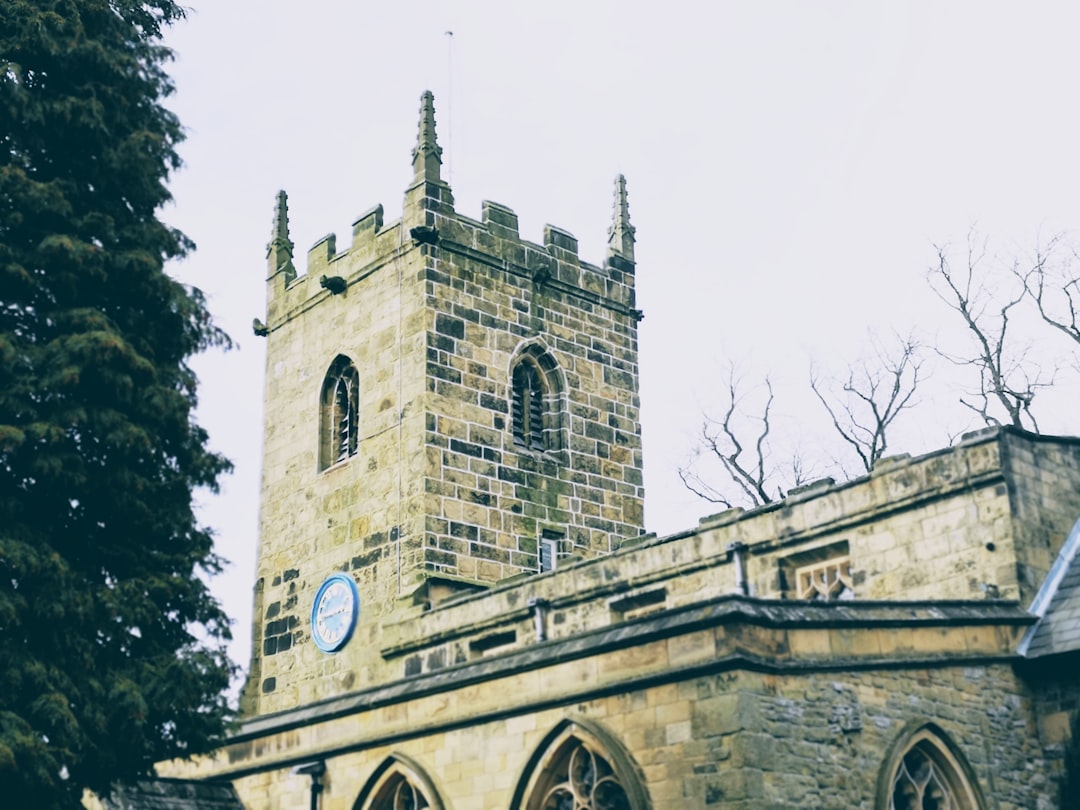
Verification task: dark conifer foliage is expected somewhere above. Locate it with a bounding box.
[0,2,234,806]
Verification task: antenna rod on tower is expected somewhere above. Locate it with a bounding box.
[445,30,454,184]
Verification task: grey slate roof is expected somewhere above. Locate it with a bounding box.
[1020,517,1080,658]
[103,779,244,810]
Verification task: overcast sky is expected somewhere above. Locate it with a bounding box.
[163,2,1080,679]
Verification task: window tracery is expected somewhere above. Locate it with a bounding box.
[796,556,854,600]
[370,774,429,810]
[880,727,983,810]
[534,740,629,810]
[514,720,647,810]
[891,744,956,810]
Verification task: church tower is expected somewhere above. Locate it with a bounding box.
[242,92,644,715]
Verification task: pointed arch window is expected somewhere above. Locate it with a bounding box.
[511,720,649,810]
[320,356,360,470]
[510,347,562,453]
[879,726,984,810]
[533,739,629,810]
[368,774,429,810]
[354,754,443,810]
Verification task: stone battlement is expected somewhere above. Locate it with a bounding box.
[266,193,638,334]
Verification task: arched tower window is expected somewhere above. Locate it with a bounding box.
[878,725,984,810]
[353,754,443,810]
[320,355,360,470]
[510,346,563,453]
[511,719,649,810]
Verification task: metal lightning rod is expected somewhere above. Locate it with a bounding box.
[445,30,454,185]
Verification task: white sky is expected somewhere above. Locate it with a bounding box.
[163,2,1080,679]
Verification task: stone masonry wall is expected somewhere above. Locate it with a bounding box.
[712,428,1080,605]
[1000,431,1080,603]
[244,207,433,715]
[418,202,645,582]
[244,179,645,714]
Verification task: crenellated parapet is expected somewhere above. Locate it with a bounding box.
[262,192,639,333]
[261,93,639,334]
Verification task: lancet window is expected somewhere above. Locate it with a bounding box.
[320,355,359,470]
[510,346,562,453]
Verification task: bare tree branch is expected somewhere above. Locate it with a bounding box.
[929,234,1053,431]
[678,366,788,508]
[810,334,924,473]
[1028,235,1080,349]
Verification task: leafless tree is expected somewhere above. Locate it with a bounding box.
[929,235,1054,431]
[810,334,924,474]
[678,366,806,509]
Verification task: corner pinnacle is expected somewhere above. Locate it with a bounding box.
[267,190,296,284]
[607,174,636,263]
[267,190,294,260]
[411,90,443,184]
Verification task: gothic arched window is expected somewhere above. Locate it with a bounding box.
[532,738,628,810]
[879,726,984,810]
[320,355,360,470]
[511,720,649,810]
[353,754,443,810]
[510,347,562,453]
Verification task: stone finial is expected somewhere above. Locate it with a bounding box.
[267,189,294,259]
[411,90,443,184]
[607,174,636,263]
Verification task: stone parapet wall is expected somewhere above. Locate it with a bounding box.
[373,429,1078,682]
[1000,431,1080,602]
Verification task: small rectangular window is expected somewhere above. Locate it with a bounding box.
[539,529,563,573]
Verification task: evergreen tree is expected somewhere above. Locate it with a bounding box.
[0,2,234,806]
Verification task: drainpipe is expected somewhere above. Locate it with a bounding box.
[528,597,549,642]
[292,761,326,810]
[727,542,749,596]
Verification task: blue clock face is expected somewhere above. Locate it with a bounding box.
[311,574,359,653]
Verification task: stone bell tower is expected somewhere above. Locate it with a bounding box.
[241,92,645,715]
